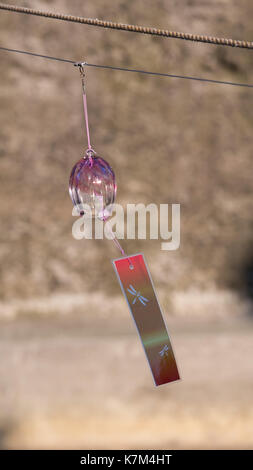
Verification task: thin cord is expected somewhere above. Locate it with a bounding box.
[112,237,134,269]
[0,46,252,89]
[83,93,91,150]
[0,2,253,49]
[0,46,74,63]
[77,63,92,151]
[85,62,253,89]
[105,223,134,269]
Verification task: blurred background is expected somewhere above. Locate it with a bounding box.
[0,0,253,449]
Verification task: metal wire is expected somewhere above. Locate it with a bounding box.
[0,46,252,89]
[0,2,253,49]
[0,46,75,64]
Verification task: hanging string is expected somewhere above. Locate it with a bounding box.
[105,223,134,269]
[75,63,134,269]
[76,62,94,155]
[83,93,91,151]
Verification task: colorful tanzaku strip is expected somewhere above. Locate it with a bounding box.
[112,253,180,386]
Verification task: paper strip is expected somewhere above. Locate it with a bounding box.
[112,253,180,386]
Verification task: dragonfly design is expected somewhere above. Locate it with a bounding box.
[127,284,149,306]
[159,344,169,357]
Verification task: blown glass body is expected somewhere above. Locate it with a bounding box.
[69,155,116,220]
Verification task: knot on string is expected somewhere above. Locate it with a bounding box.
[85,148,96,166]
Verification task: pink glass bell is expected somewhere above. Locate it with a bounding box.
[69,151,116,220]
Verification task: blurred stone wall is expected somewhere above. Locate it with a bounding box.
[0,0,252,302]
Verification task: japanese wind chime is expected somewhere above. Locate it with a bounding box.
[69,62,180,386]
